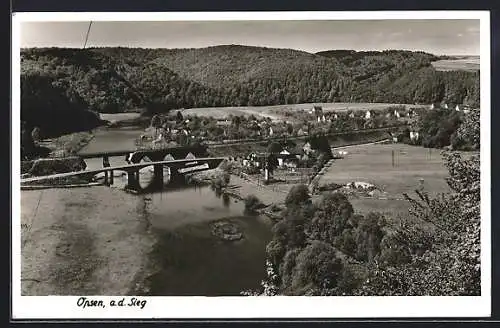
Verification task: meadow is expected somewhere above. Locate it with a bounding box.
[318,143,453,220]
[431,57,480,72]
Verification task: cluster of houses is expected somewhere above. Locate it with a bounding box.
[429,102,473,113]
[240,142,317,171]
[307,105,418,123]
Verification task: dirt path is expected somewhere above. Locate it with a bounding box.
[21,186,157,295]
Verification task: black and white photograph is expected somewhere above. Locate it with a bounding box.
[11,11,491,319]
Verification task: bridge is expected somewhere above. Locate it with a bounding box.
[79,144,209,163]
[21,157,226,193]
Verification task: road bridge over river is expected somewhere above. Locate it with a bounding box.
[21,157,226,193]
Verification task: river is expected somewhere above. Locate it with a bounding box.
[76,126,273,296]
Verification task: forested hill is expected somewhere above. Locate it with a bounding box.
[21,45,480,136]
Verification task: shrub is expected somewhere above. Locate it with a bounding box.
[244,194,264,213]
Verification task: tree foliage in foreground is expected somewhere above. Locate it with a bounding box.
[248,151,480,296]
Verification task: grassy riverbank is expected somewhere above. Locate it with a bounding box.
[38,131,95,157]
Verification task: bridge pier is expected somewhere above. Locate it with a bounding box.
[127,170,140,190]
[152,164,164,189]
[169,169,186,185]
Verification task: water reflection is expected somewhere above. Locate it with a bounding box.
[144,185,273,296]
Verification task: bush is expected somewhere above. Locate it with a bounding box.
[243,165,260,175]
[244,194,264,213]
[318,182,343,192]
[285,184,311,208]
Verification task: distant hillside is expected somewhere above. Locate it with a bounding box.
[21,45,480,136]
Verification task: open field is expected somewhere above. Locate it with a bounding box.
[317,143,452,220]
[99,112,142,123]
[432,57,480,72]
[181,102,428,121]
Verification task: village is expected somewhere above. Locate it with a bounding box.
[129,101,476,196]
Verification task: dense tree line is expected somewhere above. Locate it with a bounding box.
[21,70,102,138]
[407,108,480,150]
[246,151,480,296]
[21,46,480,137]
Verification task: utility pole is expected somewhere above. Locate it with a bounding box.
[83,21,93,49]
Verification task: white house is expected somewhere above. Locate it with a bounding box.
[321,115,326,123]
[303,142,313,154]
[280,150,291,155]
[443,103,449,109]
[349,112,355,118]
[185,152,196,160]
[269,127,274,136]
[365,110,372,120]
[394,109,401,118]
[410,131,420,141]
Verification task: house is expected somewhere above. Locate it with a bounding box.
[333,113,339,120]
[365,110,372,120]
[349,112,355,118]
[216,120,231,126]
[279,149,291,156]
[430,103,441,110]
[313,106,323,117]
[443,103,449,109]
[275,148,301,168]
[302,142,313,154]
[409,131,420,141]
[247,152,268,168]
[269,127,274,137]
[394,109,401,118]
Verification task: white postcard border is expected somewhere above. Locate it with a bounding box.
[11,10,491,319]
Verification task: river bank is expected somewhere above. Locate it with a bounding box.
[21,186,157,295]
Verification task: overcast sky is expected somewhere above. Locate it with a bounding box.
[20,20,480,56]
